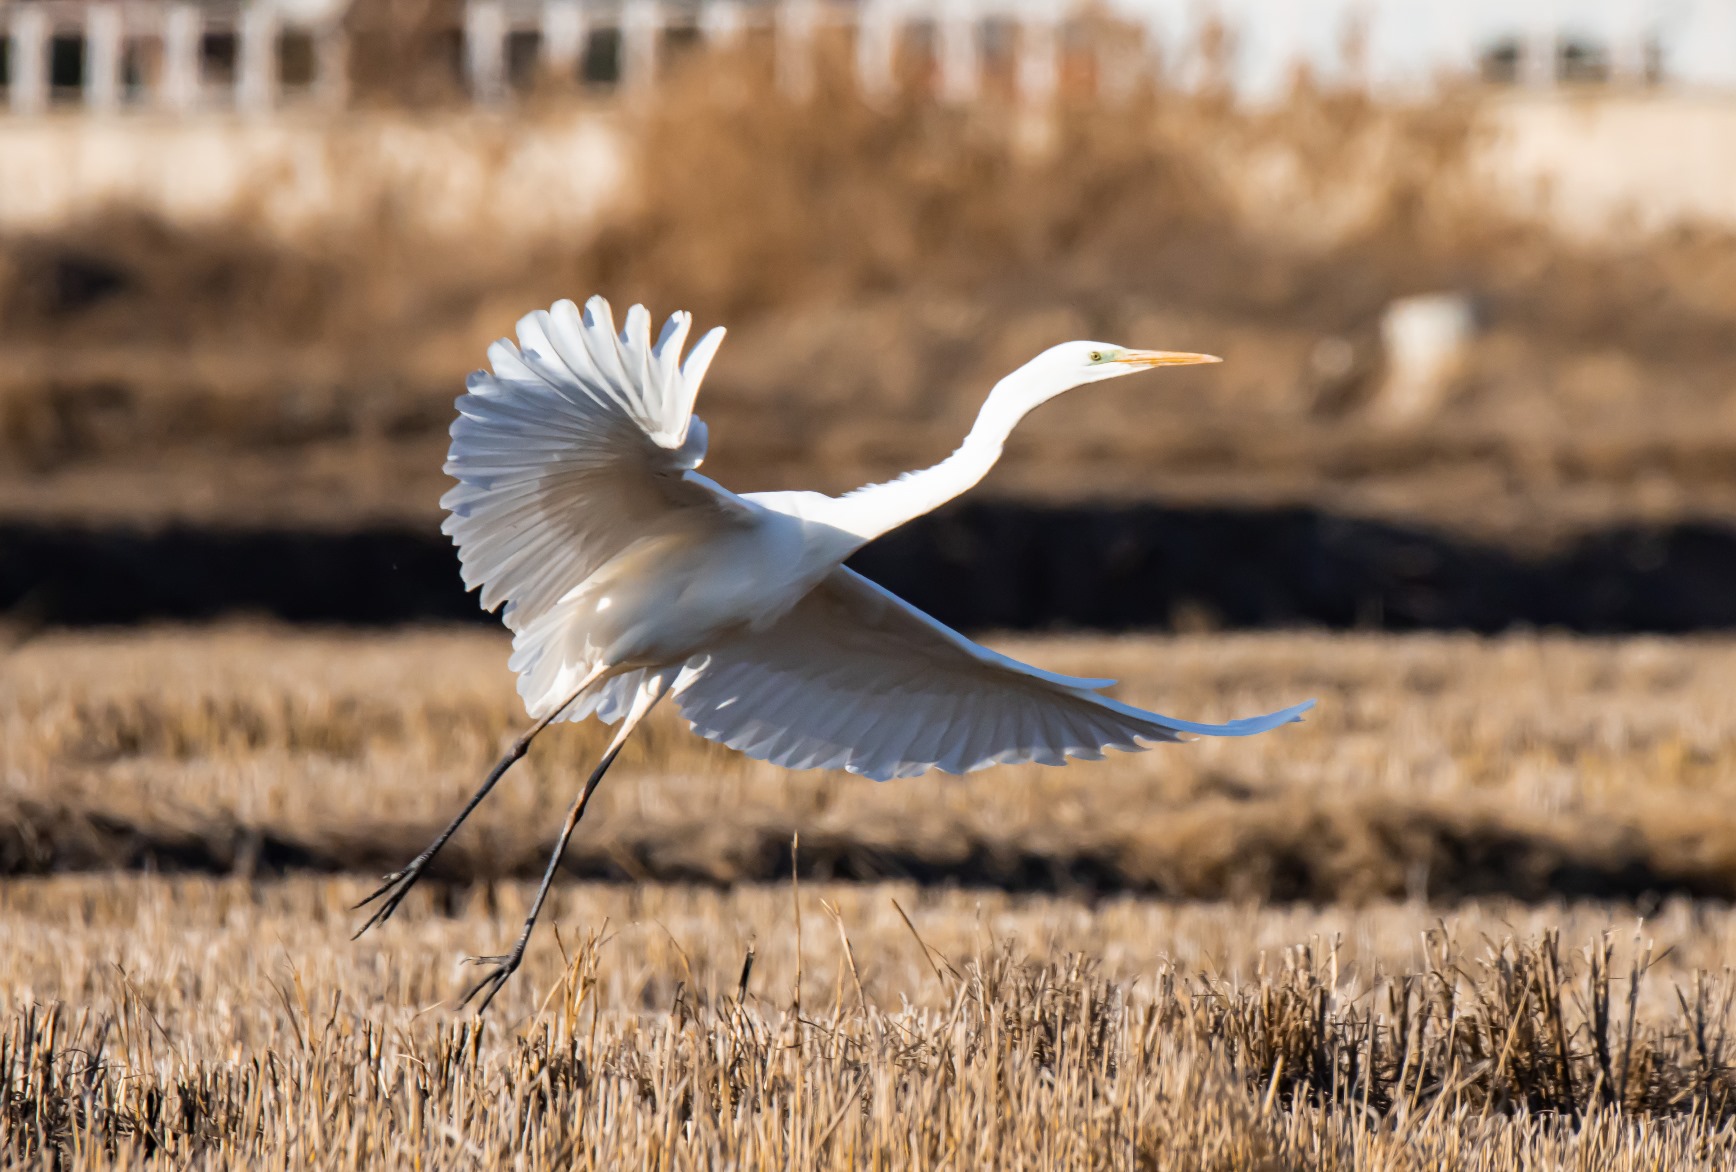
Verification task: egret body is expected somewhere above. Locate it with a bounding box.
[356,297,1313,1010]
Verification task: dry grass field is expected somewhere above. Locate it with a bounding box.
[8,625,1736,901]
[5,627,1736,1165]
[1,875,1736,1167]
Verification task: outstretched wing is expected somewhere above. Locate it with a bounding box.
[442,296,746,630]
[672,568,1313,781]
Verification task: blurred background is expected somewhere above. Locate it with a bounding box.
[3,0,1736,635]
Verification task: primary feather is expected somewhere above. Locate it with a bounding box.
[673,567,1312,781]
[441,296,740,632]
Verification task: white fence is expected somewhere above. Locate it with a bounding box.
[0,1,348,113]
[1,0,1733,115]
[460,0,1079,105]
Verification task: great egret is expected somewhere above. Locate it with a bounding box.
[356,296,1313,1011]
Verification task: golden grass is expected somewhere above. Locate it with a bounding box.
[5,876,1736,1167]
[10,626,1736,1163]
[6,625,1736,901]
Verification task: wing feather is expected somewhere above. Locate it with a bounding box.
[674,568,1312,781]
[442,296,746,631]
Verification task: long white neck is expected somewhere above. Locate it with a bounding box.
[822,361,1070,547]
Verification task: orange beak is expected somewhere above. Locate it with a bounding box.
[1114,349,1223,367]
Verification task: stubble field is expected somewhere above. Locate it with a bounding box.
[5,626,1736,1167]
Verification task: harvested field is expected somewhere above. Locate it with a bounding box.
[6,626,1736,903]
[6,535,1736,1170]
[5,876,1736,1167]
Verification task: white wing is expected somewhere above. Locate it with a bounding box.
[672,568,1313,781]
[441,296,746,630]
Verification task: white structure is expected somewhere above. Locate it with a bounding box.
[1,0,346,115]
[3,0,1735,114]
[1373,292,1478,426]
[3,2,1736,246]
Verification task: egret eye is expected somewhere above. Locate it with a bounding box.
[1089,350,1104,363]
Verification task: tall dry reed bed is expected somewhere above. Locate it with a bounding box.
[4,892,1736,1169]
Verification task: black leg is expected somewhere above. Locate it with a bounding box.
[352,671,603,939]
[460,674,670,1014]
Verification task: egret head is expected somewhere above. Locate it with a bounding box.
[1048,340,1223,387]
[977,340,1224,437]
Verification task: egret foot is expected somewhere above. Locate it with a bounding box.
[460,948,526,1014]
[351,859,430,938]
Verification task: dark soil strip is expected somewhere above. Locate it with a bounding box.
[4,504,1736,633]
[3,798,1729,907]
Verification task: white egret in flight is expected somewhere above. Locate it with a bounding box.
[356,296,1312,1010]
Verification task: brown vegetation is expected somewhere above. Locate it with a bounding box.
[5,49,1736,535]
[5,875,1736,1168]
[3,530,1733,1170]
[7,626,1736,903]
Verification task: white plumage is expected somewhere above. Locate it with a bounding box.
[361,294,1312,1010]
[441,294,1309,776]
[676,567,1308,780]
[441,299,730,629]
